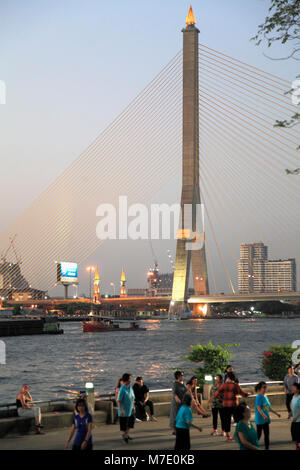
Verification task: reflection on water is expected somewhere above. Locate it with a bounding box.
[0,318,299,402]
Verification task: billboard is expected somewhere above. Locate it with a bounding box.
[57,262,78,284]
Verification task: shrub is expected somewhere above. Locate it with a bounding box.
[261,345,297,380]
[183,341,239,388]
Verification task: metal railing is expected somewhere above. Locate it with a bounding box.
[0,381,284,411]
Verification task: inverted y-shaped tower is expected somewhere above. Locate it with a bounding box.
[169,7,209,315]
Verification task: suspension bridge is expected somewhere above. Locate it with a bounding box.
[0,7,299,314]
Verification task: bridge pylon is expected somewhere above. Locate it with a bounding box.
[169,7,209,317]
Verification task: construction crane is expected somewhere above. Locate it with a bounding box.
[0,235,22,265]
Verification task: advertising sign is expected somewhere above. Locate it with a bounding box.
[57,262,78,284]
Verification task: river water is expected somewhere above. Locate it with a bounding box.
[1,318,299,403]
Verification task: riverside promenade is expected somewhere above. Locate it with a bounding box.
[0,413,295,451]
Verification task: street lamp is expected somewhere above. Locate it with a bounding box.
[86,266,96,312]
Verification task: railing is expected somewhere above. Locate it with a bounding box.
[0,381,283,411]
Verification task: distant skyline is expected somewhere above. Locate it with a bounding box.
[0,1,299,296]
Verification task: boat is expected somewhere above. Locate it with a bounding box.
[42,322,64,334]
[82,315,146,332]
[168,310,193,321]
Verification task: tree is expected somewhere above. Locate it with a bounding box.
[252,0,300,159]
[12,305,21,316]
[261,344,297,380]
[183,341,239,388]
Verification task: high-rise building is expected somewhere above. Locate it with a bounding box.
[238,242,296,293]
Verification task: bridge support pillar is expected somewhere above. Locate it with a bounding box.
[169,8,209,318]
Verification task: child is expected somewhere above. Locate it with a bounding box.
[65,399,93,451]
[175,393,202,450]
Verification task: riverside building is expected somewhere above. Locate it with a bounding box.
[238,242,296,294]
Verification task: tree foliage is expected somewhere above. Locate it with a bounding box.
[253,0,300,57]
[183,341,239,387]
[252,0,300,158]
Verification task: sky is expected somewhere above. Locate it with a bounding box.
[0,0,299,296]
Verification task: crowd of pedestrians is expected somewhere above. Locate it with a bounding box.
[14,362,300,450]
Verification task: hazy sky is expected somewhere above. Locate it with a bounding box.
[0,0,299,296]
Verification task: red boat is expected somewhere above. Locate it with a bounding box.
[82,315,146,332]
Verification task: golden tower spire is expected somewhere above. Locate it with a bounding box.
[186,5,196,26]
[93,266,100,303]
[120,267,127,298]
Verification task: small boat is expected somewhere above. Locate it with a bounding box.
[82,315,146,332]
[42,322,64,334]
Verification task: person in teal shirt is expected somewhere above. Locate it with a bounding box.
[117,373,135,443]
[175,393,202,450]
[291,383,300,450]
[234,404,260,451]
[254,382,281,450]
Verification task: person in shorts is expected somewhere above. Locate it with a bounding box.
[117,373,135,443]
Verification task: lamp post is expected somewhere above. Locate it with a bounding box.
[86,266,95,313]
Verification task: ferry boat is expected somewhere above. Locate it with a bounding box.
[82,315,146,332]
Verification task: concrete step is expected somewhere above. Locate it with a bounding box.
[0,410,107,438]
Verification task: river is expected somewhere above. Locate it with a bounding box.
[0,318,299,403]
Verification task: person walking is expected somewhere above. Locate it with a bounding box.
[234,404,260,451]
[16,384,43,434]
[291,383,300,450]
[117,373,135,443]
[208,374,225,436]
[213,372,249,441]
[224,365,239,383]
[186,376,210,418]
[224,365,239,425]
[254,381,281,450]
[174,393,202,450]
[133,377,157,422]
[170,371,187,435]
[65,398,93,451]
[284,366,299,418]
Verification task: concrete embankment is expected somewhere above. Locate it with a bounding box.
[0,386,286,439]
[0,319,44,336]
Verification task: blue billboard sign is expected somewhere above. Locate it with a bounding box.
[58,262,78,284]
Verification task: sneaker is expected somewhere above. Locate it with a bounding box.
[202,414,210,418]
[122,436,129,444]
[226,435,233,441]
[127,436,133,440]
[150,416,157,422]
[135,418,142,423]
[211,429,218,436]
[221,430,226,436]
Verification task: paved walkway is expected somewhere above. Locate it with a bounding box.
[0,412,296,451]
